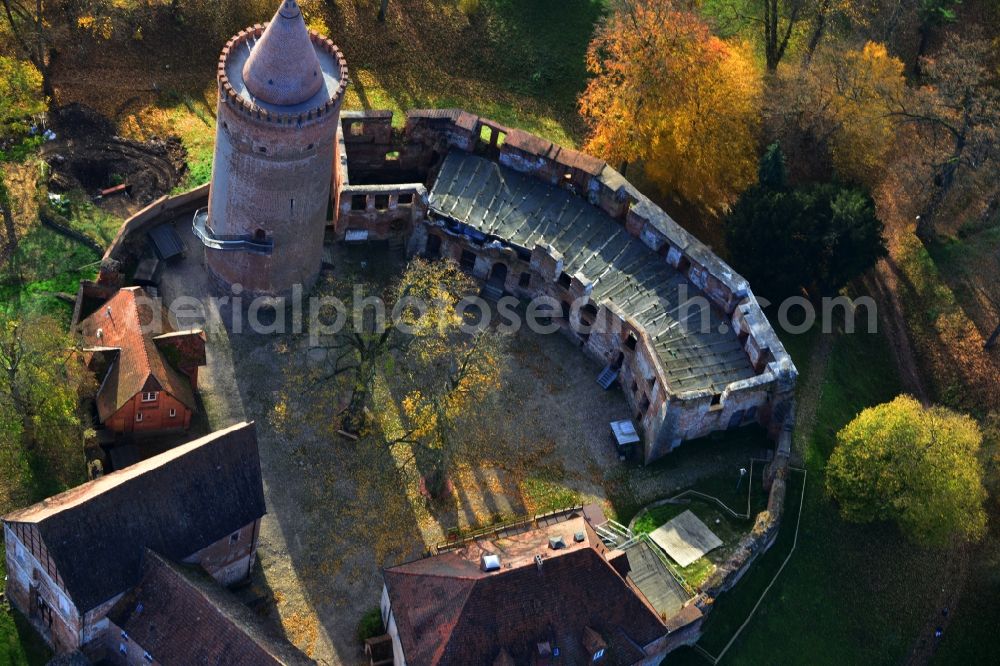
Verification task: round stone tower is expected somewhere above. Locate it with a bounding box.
[198,0,348,296]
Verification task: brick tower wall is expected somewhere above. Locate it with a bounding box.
[206,101,342,295]
[204,20,348,297]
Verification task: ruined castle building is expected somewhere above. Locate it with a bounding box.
[335,111,798,463]
[197,0,348,295]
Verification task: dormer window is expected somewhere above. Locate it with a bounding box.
[593,648,605,661]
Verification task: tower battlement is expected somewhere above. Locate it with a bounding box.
[217,25,348,127]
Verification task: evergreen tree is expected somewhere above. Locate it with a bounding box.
[725,145,887,300]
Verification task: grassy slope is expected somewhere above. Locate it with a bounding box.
[672,327,950,665]
[334,0,604,146]
[932,517,1000,664]
[929,216,1000,664]
[71,0,607,190]
[925,220,1000,366]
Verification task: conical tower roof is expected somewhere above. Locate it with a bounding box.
[241,0,324,106]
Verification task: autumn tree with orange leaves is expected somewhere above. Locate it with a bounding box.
[579,0,762,208]
[767,41,906,187]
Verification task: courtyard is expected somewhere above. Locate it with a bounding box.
[151,221,774,663]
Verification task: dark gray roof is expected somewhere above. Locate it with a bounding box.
[429,152,756,394]
[148,224,184,261]
[4,423,266,611]
[108,551,313,666]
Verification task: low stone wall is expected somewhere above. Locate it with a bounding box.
[103,183,209,268]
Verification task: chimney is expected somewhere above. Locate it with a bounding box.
[548,535,566,550]
[480,554,500,572]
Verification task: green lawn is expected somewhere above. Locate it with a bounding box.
[668,326,953,665]
[632,496,756,589]
[931,519,1000,664]
[335,0,606,147]
[1,225,101,319]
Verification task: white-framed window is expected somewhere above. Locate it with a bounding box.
[141,392,158,402]
[593,648,605,661]
[169,408,177,418]
[135,412,143,423]
[119,642,127,655]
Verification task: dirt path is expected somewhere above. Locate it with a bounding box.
[865,262,964,666]
[904,545,970,666]
[792,331,836,459]
[864,260,931,404]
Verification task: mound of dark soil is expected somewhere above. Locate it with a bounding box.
[49,102,117,140]
[42,103,188,211]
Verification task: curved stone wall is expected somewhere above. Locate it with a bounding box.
[336,109,798,462]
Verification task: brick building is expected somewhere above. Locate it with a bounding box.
[105,551,310,665]
[380,508,701,665]
[78,286,205,436]
[197,0,349,296]
[2,422,266,657]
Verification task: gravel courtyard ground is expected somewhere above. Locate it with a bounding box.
[158,228,769,664]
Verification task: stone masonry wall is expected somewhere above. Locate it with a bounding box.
[4,524,82,652]
[338,184,428,242]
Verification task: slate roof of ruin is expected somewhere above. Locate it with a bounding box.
[3,423,266,611]
[108,551,312,666]
[79,286,199,421]
[429,151,757,394]
[382,513,667,665]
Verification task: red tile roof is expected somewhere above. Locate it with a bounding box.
[383,513,667,665]
[79,287,199,421]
